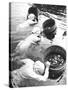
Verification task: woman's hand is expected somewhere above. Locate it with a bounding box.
[45,61,51,68]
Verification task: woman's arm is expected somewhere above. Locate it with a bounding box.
[31,61,50,81]
[29,65,50,82]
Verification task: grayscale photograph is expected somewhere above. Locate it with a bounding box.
[9,2,67,88]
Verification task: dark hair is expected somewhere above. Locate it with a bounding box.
[43,18,56,32]
[44,31,56,40]
[27,6,38,21]
[42,18,57,40]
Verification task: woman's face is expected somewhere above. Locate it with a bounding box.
[28,14,35,21]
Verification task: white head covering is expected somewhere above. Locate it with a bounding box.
[32,27,43,37]
[34,60,45,75]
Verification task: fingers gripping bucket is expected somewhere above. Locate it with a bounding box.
[43,45,66,79]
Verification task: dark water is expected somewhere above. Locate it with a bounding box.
[35,4,66,16]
